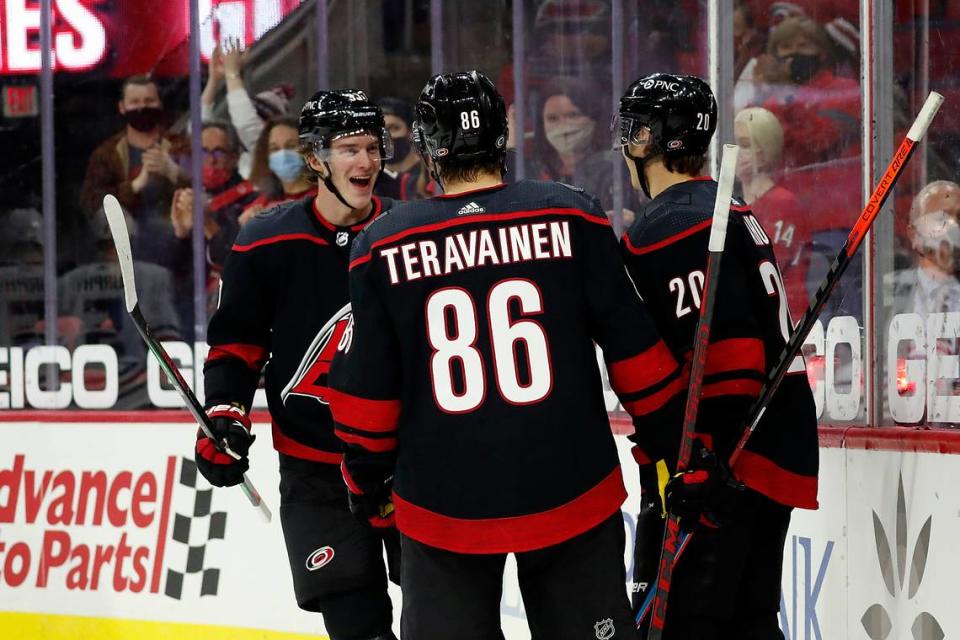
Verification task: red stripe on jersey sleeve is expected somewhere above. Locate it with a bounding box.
[271,423,343,464]
[622,375,686,417]
[734,449,818,509]
[704,338,765,376]
[608,341,679,395]
[206,343,268,371]
[393,467,626,554]
[232,233,329,252]
[334,428,398,452]
[701,378,763,399]
[327,389,401,432]
[622,219,712,256]
[349,253,372,271]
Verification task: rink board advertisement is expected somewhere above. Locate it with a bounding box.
[1,418,960,639]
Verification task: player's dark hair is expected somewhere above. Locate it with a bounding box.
[434,157,505,185]
[663,153,707,176]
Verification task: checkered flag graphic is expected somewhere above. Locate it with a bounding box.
[164,458,228,599]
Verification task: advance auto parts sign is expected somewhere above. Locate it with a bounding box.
[0,453,178,594]
[0,420,320,636]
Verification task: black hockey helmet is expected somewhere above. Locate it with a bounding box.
[298,89,392,208]
[413,70,508,168]
[616,73,717,157]
[298,89,393,159]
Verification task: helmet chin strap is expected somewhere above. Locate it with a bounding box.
[624,147,659,200]
[426,157,444,192]
[321,161,355,209]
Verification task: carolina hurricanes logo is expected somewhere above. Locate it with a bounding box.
[305,546,335,571]
[282,303,353,405]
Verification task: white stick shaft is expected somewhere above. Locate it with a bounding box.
[708,144,739,252]
[101,195,139,312]
[907,91,944,141]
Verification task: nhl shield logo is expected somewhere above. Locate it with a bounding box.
[336,231,349,247]
[594,618,615,639]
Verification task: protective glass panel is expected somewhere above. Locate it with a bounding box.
[732,2,864,425]
[0,74,43,359]
[880,5,960,427]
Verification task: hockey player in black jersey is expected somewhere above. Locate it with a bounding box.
[328,70,687,640]
[196,90,400,640]
[616,74,819,638]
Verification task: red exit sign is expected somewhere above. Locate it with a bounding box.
[3,84,37,117]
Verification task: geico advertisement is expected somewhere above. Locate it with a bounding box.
[4,313,957,423]
[0,342,267,411]
[0,421,320,634]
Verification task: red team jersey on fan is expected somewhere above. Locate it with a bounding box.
[328,180,686,554]
[750,183,813,320]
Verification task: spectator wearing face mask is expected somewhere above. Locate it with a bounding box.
[507,76,638,217]
[170,121,257,272]
[886,187,960,423]
[379,98,417,175]
[80,74,190,270]
[239,116,318,226]
[734,107,812,320]
[374,96,422,200]
[892,211,960,316]
[887,210,960,420]
[740,16,860,169]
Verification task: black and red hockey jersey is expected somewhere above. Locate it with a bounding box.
[328,180,685,554]
[204,194,391,463]
[622,177,819,509]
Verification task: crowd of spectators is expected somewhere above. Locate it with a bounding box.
[2,0,958,412]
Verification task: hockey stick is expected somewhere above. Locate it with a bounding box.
[636,90,944,633]
[728,91,943,467]
[102,195,273,522]
[641,144,740,638]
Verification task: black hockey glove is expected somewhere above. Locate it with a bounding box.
[347,475,395,529]
[632,446,666,615]
[195,404,255,487]
[664,441,744,532]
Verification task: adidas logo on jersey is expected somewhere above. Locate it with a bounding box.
[458,201,485,215]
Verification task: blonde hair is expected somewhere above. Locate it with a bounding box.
[767,16,834,63]
[735,107,784,171]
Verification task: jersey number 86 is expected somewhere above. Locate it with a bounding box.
[426,278,553,413]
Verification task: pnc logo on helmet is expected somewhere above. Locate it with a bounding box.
[306,546,335,571]
[641,79,680,92]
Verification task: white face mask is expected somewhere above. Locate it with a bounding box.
[546,120,596,155]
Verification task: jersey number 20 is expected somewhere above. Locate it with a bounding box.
[426,279,552,413]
